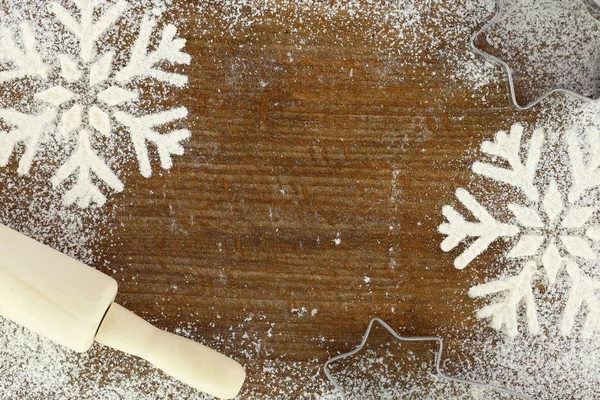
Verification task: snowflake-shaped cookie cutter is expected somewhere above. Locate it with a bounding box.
[471,0,600,110]
[324,318,531,400]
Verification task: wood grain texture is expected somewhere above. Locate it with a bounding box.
[0,1,553,398]
[105,2,544,398]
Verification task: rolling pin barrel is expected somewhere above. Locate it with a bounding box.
[0,223,245,399]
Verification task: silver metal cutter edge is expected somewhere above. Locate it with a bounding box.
[471,0,600,110]
[323,318,533,400]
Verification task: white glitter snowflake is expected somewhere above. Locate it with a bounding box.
[0,0,191,207]
[440,123,600,337]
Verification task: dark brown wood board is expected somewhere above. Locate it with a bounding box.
[0,0,577,399]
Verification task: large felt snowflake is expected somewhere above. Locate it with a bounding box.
[0,0,190,207]
[440,123,600,337]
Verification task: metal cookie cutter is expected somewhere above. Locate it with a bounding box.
[324,318,531,400]
[471,0,600,110]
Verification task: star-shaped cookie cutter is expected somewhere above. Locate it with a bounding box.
[471,0,600,110]
[324,318,532,399]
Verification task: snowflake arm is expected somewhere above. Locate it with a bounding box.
[50,130,124,208]
[505,235,544,258]
[561,259,600,338]
[51,0,128,62]
[0,23,49,82]
[114,108,190,178]
[472,123,542,201]
[0,108,57,175]
[0,2,191,208]
[566,127,600,204]
[541,243,563,286]
[439,188,519,269]
[115,16,191,87]
[587,227,600,241]
[469,261,539,336]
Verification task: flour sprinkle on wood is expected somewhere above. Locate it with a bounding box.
[0,0,191,208]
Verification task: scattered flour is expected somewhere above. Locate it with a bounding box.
[326,321,523,400]
[6,0,599,399]
[0,0,191,208]
[473,0,600,106]
[441,94,600,398]
[333,232,341,246]
[440,121,600,337]
[194,0,499,92]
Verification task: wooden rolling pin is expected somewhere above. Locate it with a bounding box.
[0,223,245,399]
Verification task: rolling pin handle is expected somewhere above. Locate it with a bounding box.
[95,303,245,400]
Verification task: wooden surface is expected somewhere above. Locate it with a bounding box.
[102,3,539,398]
[0,1,553,398]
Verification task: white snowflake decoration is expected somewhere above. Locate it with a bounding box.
[0,0,191,208]
[440,123,600,337]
